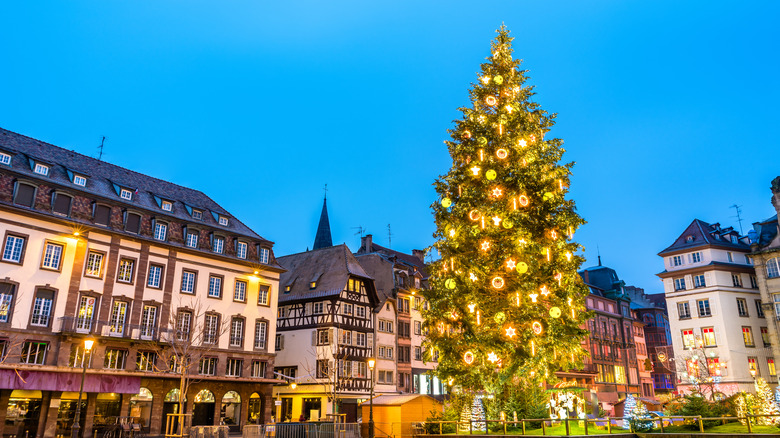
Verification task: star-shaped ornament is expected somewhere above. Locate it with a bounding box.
[505,327,517,338]
[492,216,501,226]
[518,139,527,148]
[506,259,516,270]
[470,166,481,176]
[505,105,513,113]
[491,187,503,197]
[481,76,490,84]
[540,285,550,296]
[487,352,499,363]
[449,229,456,237]
[467,303,476,313]
[481,241,491,251]
[518,239,527,246]
[529,293,539,303]
[469,272,478,282]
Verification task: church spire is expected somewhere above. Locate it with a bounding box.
[313,195,333,250]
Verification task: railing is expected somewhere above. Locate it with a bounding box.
[244,423,357,438]
[57,316,173,342]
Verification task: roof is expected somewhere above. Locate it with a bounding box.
[277,244,376,304]
[751,214,780,253]
[578,265,623,298]
[360,394,441,406]
[353,253,396,310]
[356,235,428,278]
[659,219,749,255]
[312,197,333,250]
[0,127,266,242]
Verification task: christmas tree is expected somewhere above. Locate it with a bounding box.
[424,25,589,394]
[754,378,780,425]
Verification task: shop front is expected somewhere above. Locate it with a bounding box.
[5,390,43,438]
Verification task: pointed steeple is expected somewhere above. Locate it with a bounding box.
[313,196,333,250]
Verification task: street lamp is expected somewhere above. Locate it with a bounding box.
[367,358,375,438]
[72,337,95,438]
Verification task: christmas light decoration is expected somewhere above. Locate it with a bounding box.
[425,25,589,393]
[442,198,452,208]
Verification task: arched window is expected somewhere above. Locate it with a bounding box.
[164,388,181,403]
[221,391,241,428]
[767,257,780,279]
[194,389,214,403]
[129,388,153,430]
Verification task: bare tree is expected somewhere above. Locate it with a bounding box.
[671,347,724,400]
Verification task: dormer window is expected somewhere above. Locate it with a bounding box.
[236,241,247,259]
[685,235,694,243]
[161,200,173,211]
[218,216,229,226]
[259,248,270,264]
[310,281,317,289]
[120,188,133,200]
[284,285,291,293]
[73,175,87,187]
[192,210,203,220]
[0,152,11,165]
[34,163,49,176]
[731,235,738,244]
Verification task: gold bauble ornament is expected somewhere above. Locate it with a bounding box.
[486,170,497,180]
[494,75,503,85]
[502,219,513,229]
[549,307,562,318]
[543,192,554,201]
[516,262,528,274]
[441,198,452,208]
[445,279,456,289]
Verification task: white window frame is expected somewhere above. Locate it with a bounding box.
[694,274,706,288]
[141,305,157,339]
[226,358,243,377]
[117,259,134,283]
[258,285,270,306]
[255,321,267,349]
[41,242,63,270]
[147,265,163,288]
[34,163,49,175]
[109,301,128,336]
[2,235,25,263]
[208,276,222,298]
[30,294,53,327]
[230,318,244,347]
[161,200,172,211]
[0,152,10,165]
[186,232,198,248]
[236,241,247,259]
[120,188,133,200]
[219,216,229,226]
[84,251,104,277]
[234,280,247,302]
[213,237,224,254]
[181,271,196,294]
[154,222,167,241]
[260,248,270,264]
[192,210,203,220]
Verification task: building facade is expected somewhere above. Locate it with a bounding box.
[660,219,773,397]
[0,128,281,437]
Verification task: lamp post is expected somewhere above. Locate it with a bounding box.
[367,358,375,438]
[72,337,95,438]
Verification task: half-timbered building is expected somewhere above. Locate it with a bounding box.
[274,244,379,422]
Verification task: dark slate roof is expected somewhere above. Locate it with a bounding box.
[0,127,266,242]
[356,237,428,278]
[353,253,396,311]
[659,219,749,255]
[277,244,375,304]
[751,214,779,252]
[579,265,621,294]
[312,197,332,250]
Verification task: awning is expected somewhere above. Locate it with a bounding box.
[0,369,140,394]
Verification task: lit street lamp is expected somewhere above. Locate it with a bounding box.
[367,358,375,438]
[72,337,95,438]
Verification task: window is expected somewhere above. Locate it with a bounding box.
[153,222,167,241]
[356,306,366,318]
[141,305,157,339]
[125,212,141,233]
[697,299,711,317]
[275,333,284,350]
[398,298,410,313]
[313,302,324,314]
[2,235,26,263]
[199,357,217,375]
[340,329,352,345]
[761,327,771,347]
[251,360,267,378]
[756,300,765,318]
[316,360,329,378]
[213,237,224,254]
[677,302,691,319]
[234,280,247,302]
[0,152,10,165]
[707,357,720,376]
[30,289,55,327]
[671,255,683,266]
[230,318,244,347]
[34,163,49,175]
[76,296,96,332]
[52,193,72,216]
[85,251,104,277]
[69,343,92,368]
[236,242,247,259]
[316,328,330,346]
[181,270,196,294]
[379,319,393,333]
[414,346,422,361]
[751,275,759,288]
[104,349,127,370]
[208,275,223,298]
[769,358,777,377]
[690,252,702,263]
[0,283,16,323]
[414,320,422,335]
[147,265,163,288]
[694,274,706,288]
[93,204,111,226]
[767,258,780,279]
[21,341,47,364]
[674,278,686,291]
[219,216,229,226]
[682,329,695,350]
[109,301,128,336]
[73,175,87,186]
[186,232,198,248]
[254,321,267,349]
[137,351,156,371]
[258,285,270,306]
[742,326,755,347]
[727,252,733,262]
[120,188,133,200]
[117,258,135,283]
[732,274,742,287]
[702,327,716,347]
[378,370,394,384]
[161,200,172,211]
[737,298,749,317]
[192,209,203,220]
[176,311,192,341]
[203,314,219,344]
[748,357,759,376]
[614,365,627,384]
[13,183,35,207]
[41,242,63,270]
[399,322,411,338]
[342,303,353,315]
[227,358,243,377]
[398,346,411,363]
[356,332,366,347]
[260,248,270,264]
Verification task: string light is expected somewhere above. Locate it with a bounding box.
[492,216,501,226]
[468,303,476,313]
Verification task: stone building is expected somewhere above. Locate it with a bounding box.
[0,128,281,437]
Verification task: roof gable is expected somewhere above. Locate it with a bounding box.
[659,218,749,255]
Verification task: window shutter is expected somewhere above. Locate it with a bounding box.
[280,334,285,350]
[53,194,72,215]
[14,183,35,207]
[126,213,141,233]
[312,329,316,346]
[329,328,336,345]
[368,335,374,355]
[95,205,110,225]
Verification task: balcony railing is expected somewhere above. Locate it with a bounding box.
[57,316,171,342]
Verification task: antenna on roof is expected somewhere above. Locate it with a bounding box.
[731,204,744,235]
[352,226,365,238]
[597,244,601,266]
[387,224,392,249]
[98,136,106,161]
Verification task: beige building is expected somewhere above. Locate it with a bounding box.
[0,128,281,437]
[660,219,773,397]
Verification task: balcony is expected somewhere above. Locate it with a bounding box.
[57,316,169,342]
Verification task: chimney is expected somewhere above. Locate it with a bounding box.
[772,176,780,217]
[362,234,373,253]
[412,249,425,262]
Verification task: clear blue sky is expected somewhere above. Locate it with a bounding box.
[2,1,778,293]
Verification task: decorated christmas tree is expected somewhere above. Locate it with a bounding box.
[754,378,780,425]
[424,25,590,395]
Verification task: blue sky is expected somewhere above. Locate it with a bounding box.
[1,1,778,293]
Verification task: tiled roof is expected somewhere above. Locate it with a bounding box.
[751,214,779,252]
[659,219,749,255]
[0,127,268,242]
[357,240,428,278]
[277,244,376,304]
